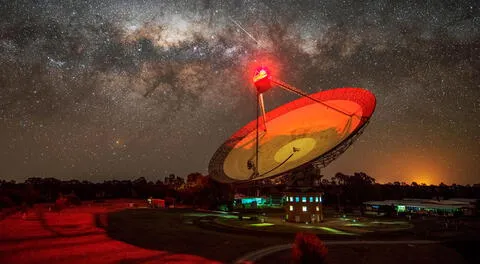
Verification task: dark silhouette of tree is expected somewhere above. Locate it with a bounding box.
[333,172,348,185]
[292,232,328,264]
[328,172,376,207]
[1,174,480,213]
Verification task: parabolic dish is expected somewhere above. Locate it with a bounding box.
[209,87,376,183]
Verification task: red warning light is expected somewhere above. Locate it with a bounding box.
[253,67,270,82]
[253,67,273,93]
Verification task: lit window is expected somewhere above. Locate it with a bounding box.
[302,206,307,212]
[302,197,307,202]
[295,197,299,202]
[289,205,293,211]
[316,206,320,211]
[315,197,319,202]
[309,197,313,202]
[289,196,293,202]
[319,196,322,203]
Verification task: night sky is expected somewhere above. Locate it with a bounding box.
[1,0,479,184]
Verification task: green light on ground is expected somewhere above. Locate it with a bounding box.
[184,213,210,217]
[319,227,354,235]
[250,223,275,227]
[297,225,355,235]
[372,221,407,225]
[219,215,238,219]
[345,223,366,227]
[183,213,237,219]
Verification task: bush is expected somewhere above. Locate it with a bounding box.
[54,197,67,211]
[0,196,14,209]
[66,194,81,206]
[292,232,328,264]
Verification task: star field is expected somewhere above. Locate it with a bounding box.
[0,0,479,184]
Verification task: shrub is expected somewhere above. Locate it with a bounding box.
[0,196,14,209]
[292,232,328,264]
[66,194,81,206]
[54,196,67,211]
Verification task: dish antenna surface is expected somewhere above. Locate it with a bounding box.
[209,67,376,183]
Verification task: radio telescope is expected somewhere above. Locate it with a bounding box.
[209,67,376,184]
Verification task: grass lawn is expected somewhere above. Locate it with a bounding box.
[106,208,480,263]
[215,218,358,236]
[106,208,292,262]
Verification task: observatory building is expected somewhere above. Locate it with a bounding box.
[285,192,323,223]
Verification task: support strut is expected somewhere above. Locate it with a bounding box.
[258,93,267,132]
[270,78,361,119]
[255,92,260,179]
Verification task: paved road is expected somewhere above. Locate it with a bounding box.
[233,240,438,264]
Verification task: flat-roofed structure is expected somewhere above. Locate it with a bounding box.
[285,192,323,223]
[364,198,478,217]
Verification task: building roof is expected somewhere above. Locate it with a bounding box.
[364,198,475,210]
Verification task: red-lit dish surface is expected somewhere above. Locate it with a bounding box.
[209,87,376,183]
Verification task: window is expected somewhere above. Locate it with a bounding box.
[319,196,322,203]
[315,197,319,202]
[309,197,313,202]
[302,197,307,202]
[316,206,320,211]
[302,206,307,212]
[295,197,300,202]
[289,196,293,202]
[289,205,293,211]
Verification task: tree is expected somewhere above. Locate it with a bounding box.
[292,232,328,264]
[133,177,147,185]
[331,172,377,206]
[333,172,348,185]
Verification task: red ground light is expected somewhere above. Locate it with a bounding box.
[0,202,219,264]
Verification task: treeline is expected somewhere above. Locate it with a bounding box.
[1,172,479,212]
[0,175,232,211]
[320,172,480,208]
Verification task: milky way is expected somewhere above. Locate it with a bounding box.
[1,0,479,184]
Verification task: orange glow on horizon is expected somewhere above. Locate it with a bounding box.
[405,156,444,185]
[410,174,434,185]
[371,150,448,185]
